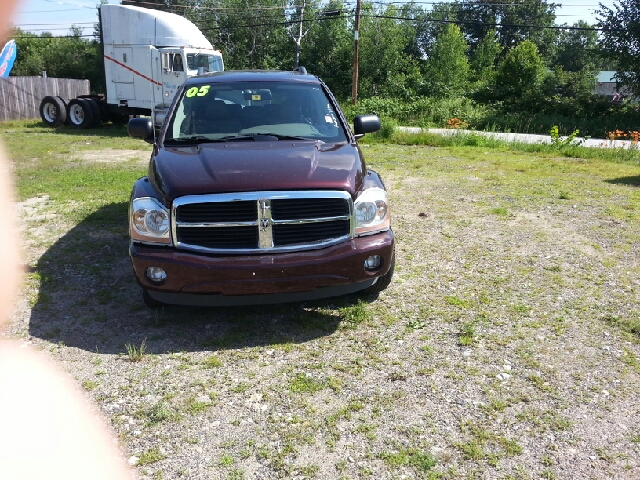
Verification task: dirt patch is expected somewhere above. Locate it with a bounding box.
[78,149,150,165]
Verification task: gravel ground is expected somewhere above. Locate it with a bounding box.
[4,143,640,480]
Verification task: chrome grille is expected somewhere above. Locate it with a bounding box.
[173,191,353,254]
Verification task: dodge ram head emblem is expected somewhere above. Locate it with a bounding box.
[259,200,271,232]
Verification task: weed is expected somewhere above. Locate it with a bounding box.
[289,373,326,394]
[82,379,98,391]
[230,383,249,393]
[445,295,472,308]
[125,338,147,362]
[457,421,522,461]
[602,314,640,340]
[226,469,245,480]
[408,319,426,330]
[458,322,477,346]
[490,207,509,216]
[203,355,223,368]
[143,400,179,425]
[339,300,371,327]
[138,448,166,465]
[550,125,582,148]
[378,447,437,472]
[186,397,211,414]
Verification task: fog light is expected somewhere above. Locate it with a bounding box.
[146,267,167,284]
[364,255,382,271]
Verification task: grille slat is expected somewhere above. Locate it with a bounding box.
[174,192,352,253]
[273,220,350,246]
[177,201,257,223]
[271,198,349,220]
[178,226,258,249]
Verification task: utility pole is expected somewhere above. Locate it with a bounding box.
[351,0,361,105]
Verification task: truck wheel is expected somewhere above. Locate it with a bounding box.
[360,249,395,296]
[39,96,67,127]
[87,99,102,128]
[142,289,166,308]
[67,98,94,129]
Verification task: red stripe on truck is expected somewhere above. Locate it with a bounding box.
[104,55,163,86]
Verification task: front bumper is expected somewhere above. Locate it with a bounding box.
[130,229,394,306]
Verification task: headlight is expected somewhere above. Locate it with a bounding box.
[354,187,390,236]
[130,197,171,244]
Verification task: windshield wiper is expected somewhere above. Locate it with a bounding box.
[165,135,212,144]
[211,133,318,142]
[260,133,319,141]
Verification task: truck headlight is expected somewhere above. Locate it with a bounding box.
[354,187,390,236]
[130,197,172,244]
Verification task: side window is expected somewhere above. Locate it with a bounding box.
[173,55,184,72]
[162,53,183,72]
[170,97,189,137]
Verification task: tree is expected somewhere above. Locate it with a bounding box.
[357,4,422,99]
[471,29,501,82]
[195,0,291,70]
[596,0,640,97]
[553,21,598,72]
[443,0,558,61]
[493,40,546,105]
[302,1,352,98]
[424,24,470,98]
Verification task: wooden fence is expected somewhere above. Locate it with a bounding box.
[0,77,90,122]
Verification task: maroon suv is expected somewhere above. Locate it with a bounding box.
[128,69,394,307]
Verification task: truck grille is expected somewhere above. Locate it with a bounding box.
[173,191,353,254]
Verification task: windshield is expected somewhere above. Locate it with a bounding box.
[165,81,348,143]
[186,53,224,73]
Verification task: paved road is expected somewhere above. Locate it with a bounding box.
[402,127,634,149]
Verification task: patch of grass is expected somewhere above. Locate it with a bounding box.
[82,379,98,391]
[621,348,640,372]
[141,400,180,425]
[458,322,478,346]
[185,397,212,414]
[378,447,437,473]
[339,300,371,327]
[516,409,572,432]
[125,339,147,362]
[226,468,245,480]
[203,355,223,368]
[602,314,640,340]
[457,422,522,463]
[289,373,327,394]
[490,207,509,216]
[138,448,166,465]
[230,382,249,393]
[445,295,472,308]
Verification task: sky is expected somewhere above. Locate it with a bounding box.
[12,0,617,37]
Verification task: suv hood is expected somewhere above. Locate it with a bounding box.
[149,141,365,202]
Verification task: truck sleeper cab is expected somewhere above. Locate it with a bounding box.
[128,69,394,307]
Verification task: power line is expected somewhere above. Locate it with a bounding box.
[10,7,621,39]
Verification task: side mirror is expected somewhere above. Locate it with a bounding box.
[128,118,154,144]
[353,114,381,137]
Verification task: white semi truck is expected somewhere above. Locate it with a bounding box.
[39,4,223,129]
